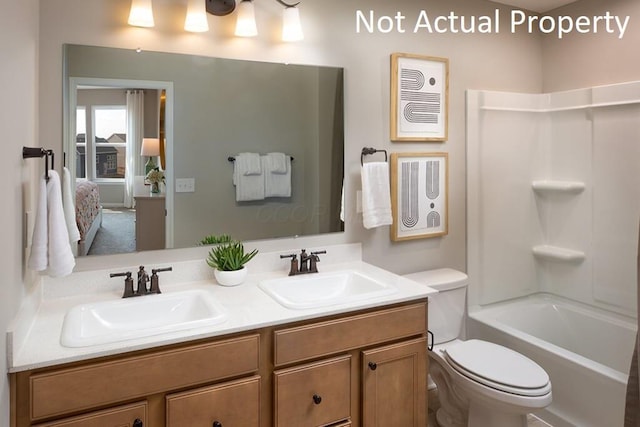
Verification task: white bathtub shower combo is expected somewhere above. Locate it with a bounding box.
[465,82,639,426]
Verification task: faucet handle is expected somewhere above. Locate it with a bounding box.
[311,250,326,256]
[149,266,172,294]
[280,253,299,276]
[110,271,135,298]
[309,250,325,273]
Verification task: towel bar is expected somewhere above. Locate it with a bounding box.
[361,147,387,165]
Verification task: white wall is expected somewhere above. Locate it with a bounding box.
[38,0,542,275]
[1,0,39,425]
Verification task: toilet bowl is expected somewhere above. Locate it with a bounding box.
[403,269,552,427]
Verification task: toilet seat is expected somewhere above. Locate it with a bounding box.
[443,339,551,397]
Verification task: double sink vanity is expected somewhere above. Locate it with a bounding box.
[8,244,436,426]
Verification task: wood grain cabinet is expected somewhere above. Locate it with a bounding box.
[33,402,147,427]
[11,300,428,427]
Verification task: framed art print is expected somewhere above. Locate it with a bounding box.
[390,152,448,241]
[390,53,449,142]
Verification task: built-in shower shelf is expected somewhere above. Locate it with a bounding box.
[532,180,585,194]
[532,245,585,262]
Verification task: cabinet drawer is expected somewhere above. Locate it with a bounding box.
[30,334,259,421]
[166,376,260,426]
[274,302,427,366]
[33,401,147,427]
[274,355,351,427]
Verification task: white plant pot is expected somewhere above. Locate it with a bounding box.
[214,267,248,287]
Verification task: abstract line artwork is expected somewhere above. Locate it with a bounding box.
[391,53,449,142]
[390,152,448,241]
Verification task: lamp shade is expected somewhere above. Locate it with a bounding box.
[235,0,258,37]
[185,0,209,32]
[128,0,155,28]
[282,6,303,42]
[141,138,160,156]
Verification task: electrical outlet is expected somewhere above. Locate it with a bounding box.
[176,178,195,193]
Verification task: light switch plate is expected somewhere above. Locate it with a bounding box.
[176,178,195,192]
[356,190,362,213]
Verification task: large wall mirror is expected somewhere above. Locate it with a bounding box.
[64,44,345,256]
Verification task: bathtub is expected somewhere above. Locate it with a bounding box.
[467,293,637,427]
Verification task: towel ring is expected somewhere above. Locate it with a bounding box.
[23,147,54,182]
[361,147,388,165]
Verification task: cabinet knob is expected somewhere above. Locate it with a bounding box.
[133,419,143,427]
[212,421,222,427]
[312,394,322,405]
[368,361,377,371]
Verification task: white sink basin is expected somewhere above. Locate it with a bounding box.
[258,270,397,310]
[60,290,228,348]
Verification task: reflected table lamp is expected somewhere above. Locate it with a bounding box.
[141,138,160,176]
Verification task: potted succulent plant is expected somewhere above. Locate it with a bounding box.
[206,240,258,286]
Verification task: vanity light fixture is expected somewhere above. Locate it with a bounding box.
[281,2,303,41]
[141,138,161,176]
[234,0,258,37]
[128,0,155,28]
[185,0,210,32]
[209,0,303,41]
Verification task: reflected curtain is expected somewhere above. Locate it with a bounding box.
[625,219,640,426]
[125,90,144,208]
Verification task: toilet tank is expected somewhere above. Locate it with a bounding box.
[403,268,468,345]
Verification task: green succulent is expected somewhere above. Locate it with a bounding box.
[206,241,258,271]
[198,234,232,246]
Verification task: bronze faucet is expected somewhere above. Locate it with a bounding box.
[110,265,173,298]
[281,249,326,276]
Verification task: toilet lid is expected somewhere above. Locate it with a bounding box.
[444,340,550,396]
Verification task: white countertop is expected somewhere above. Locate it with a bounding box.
[8,260,436,372]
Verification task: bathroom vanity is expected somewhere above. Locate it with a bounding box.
[8,247,434,427]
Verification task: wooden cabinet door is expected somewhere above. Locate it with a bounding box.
[34,401,146,427]
[166,376,260,427]
[362,337,427,427]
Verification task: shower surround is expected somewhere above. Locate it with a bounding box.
[466,82,640,426]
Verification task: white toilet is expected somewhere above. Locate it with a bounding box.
[403,268,552,427]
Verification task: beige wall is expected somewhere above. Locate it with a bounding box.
[38,0,542,275]
[543,0,640,91]
[1,0,39,425]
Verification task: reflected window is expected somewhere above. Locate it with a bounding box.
[93,106,127,180]
[75,107,87,178]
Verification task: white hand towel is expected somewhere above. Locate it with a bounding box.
[62,167,81,243]
[263,155,291,197]
[266,152,287,174]
[28,177,49,272]
[234,154,265,201]
[46,171,76,277]
[237,152,262,176]
[361,162,393,229]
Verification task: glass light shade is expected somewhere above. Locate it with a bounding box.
[282,7,303,42]
[128,0,155,28]
[140,138,160,156]
[184,0,209,32]
[235,1,258,37]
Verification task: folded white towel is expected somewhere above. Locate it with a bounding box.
[361,162,393,229]
[46,171,75,277]
[234,155,265,201]
[28,177,49,272]
[62,167,81,243]
[266,152,288,174]
[263,155,291,197]
[237,153,262,176]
